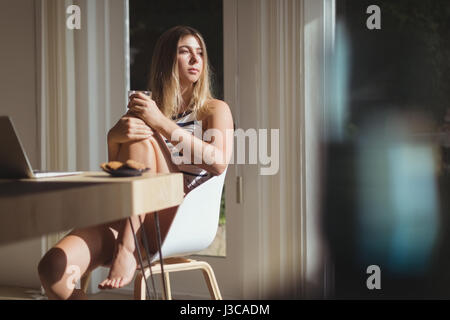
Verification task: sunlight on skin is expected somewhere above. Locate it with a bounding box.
[99,35,206,290]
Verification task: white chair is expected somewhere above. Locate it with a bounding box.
[82,167,227,300]
[133,167,227,300]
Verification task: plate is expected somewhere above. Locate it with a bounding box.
[101,163,150,177]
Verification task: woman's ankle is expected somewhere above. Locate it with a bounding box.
[116,240,135,253]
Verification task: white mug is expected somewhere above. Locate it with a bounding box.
[128,90,151,98]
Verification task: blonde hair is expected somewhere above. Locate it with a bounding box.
[148,26,213,119]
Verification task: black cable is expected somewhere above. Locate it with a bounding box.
[138,215,158,299]
[129,217,151,300]
[154,212,168,300]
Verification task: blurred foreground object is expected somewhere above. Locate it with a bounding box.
[323,111,449,299]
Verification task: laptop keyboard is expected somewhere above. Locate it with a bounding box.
[33,169,48,174]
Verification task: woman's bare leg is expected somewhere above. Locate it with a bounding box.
[98,135,180,289]
[38,133,180,297]
[38,220,121,300]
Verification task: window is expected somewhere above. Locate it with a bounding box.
[129,0,223,99]
[335,0,449,139]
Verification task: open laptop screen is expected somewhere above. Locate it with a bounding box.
[0,116,81,179]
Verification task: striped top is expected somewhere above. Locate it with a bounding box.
[164,110,212,192]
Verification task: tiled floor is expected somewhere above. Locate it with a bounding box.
[0,286,42,300]
[88,291,133,300]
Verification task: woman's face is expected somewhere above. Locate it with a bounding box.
[177,35,204,87]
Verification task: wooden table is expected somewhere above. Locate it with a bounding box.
[0,171,184,245]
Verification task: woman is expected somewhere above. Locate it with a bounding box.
[38,26,234,300]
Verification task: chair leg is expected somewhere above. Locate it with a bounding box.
[133,259,222,300]
[163,272,172,300]
[200,262,222,300]
[134,272,146,300]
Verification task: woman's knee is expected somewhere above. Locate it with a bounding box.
[38,247,69,285]
[38,247,85,300]
[119,138,156,167]
[123,138,154,151]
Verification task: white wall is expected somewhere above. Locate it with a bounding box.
[0,0,43,289]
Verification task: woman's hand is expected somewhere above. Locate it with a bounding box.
[127,92,165,129]
[107,115,154,144]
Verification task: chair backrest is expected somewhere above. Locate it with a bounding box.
[150,167,228,263]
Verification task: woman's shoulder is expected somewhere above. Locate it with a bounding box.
[203,99,231,117]
[200,99,233,128]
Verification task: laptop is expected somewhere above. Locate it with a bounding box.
[0,116,82,179]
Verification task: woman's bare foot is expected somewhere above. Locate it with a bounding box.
[98,243,137,289]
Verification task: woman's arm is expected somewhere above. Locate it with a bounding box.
[127,93,234,175]
[107,115,154,161]
[155,99,234,176]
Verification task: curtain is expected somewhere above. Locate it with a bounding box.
[38,0,129,293]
